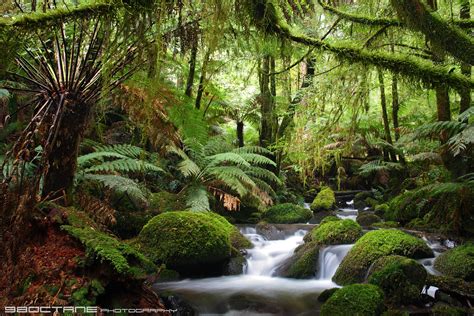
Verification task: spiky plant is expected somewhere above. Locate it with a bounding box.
[169,137,281,211]
[1,17,140,204]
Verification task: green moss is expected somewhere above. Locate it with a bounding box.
[333,229,433,285]
[367,255,427,305]
[311,219,362,245]
[374,203,390,217]
[262,203,312,223]
[320,284,385,316]
[317,288,339,303]
[356,213,382,227]
[434,244,474,281]
[320,215,340,224]
[386,189,428,223]
[62,225,156,278]
[311,187,336,212]
[280,241,320,279]
[70,279,105,306]
[431,304,466,316]
[148,191,184,212]
[138,211,245,269]
[372,221,399,228]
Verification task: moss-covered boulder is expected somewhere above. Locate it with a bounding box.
[138,211,248,273]
[385,189,428,224]
[367,255,427,305]
[311,219,362,245]
[374,203,390,217]
[372,221,399,229]
[320,284,385,316]
[262,203,312,224]
[275,241,320,279]
[434,244,474,281]
[333,229,433,285]
[311,187,336,212]
[356,213,382,227]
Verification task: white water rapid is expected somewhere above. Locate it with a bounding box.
[154,226,352,315]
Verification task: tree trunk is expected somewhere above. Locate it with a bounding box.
[42,104,92,199]
[391,75,400,141]
[378,69,396,162]
[185,35,198,97]
[237,120,244,147]
[259,55,273,148]
[460,0,471,116]
[195,48,211,109]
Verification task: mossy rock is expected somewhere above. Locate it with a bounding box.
[275,241,320,279]
[317,288,339,303]
[431,303,466,316]
[434,244,474,281]
[262,203,312,224]
[311,219,362,245]
[148,191,184,212]
[372,221,399,229]
[320,215,340,224]
[320,284,385,316]
[356,213,382,227]
[365,197,380,209]
[311,187,336,212]
[386,189,429,224]
[333,229,433,285]
[374,203,390,217]
[138,211,246,271]
[367,255,427,305]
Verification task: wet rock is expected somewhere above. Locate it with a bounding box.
[317,288,339,303]
[356,213,382,227]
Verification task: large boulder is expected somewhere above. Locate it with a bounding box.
[275,241,320,279]
[138,211,249,274]
[310,218,362,245]
[320,284,385,316]
[333,229,433,285]
[367,255,427,305]
[311,187,336,212]
[262,203,312,224]
[434,244,474,282]
[356,213,382,227]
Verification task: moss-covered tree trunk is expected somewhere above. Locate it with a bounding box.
[259,55,274,148]
[42,103,92,199]
[185,34,198,97]
[195,48,211,110]
[460,0,471,115]
[377,69,396,162]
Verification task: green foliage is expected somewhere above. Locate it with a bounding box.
[70,279,105,306]
[358,160,403,176]
[170,137,280,211]
[311,219,362,245]
[310,187,336,212]
[320,284,385,316]
[262,203,312,224]
[434,244,474,281]
[372,221,399,228]
[278,241,320,279]
[356,213,382,227]
[137,211,246,269]
[367,255,427,305]
[333,229,433,285]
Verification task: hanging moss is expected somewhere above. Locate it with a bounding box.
[317,0,474,29]
[391,0,474,65]
[249,0,474,90]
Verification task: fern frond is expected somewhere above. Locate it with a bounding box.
[80,174,148,207]
[448,125,474,156]
[358,160,403,176]
[413,121,466,140]
[185,184,210,211]
[207,166,257,188]
[177,158,202,178]
[238,153,276,167]
[84,158,163,174]
[458,106,474,122]
[207,153,251,168]
[93,144,144,159]
[232,146,273,155]
[77,151,128,167]
[245,166,282,185]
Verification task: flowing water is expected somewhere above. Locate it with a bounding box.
[154,226,352,315]
[154,200,448,314]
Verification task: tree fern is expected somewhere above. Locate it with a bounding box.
[83,158,163,174]
[358,160,403,176]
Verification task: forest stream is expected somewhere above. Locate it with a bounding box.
[154,201,450,315]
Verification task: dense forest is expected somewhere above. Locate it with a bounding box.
[0,0,473,314]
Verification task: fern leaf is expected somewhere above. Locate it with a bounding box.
[238,153,276,167]
[93,144,144,159]
[232,146,272,155]
[178,158,202,178]
[207,153,251,168]
[185,185,210,211]
[84,159,163,174]
[77,151,128,167]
